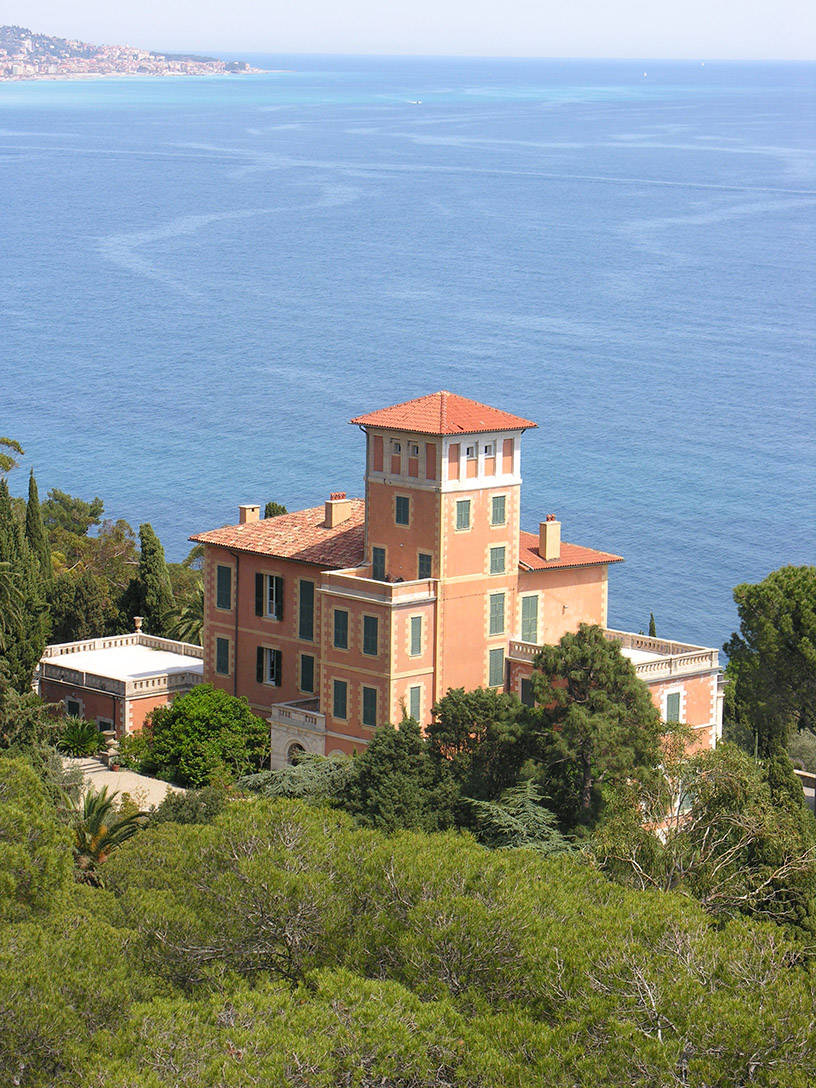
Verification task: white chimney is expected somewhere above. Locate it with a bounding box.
[539,515,561,561]
[325,491,351,528]
[239,504,261,524]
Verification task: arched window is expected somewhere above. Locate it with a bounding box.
[287,742,306,765]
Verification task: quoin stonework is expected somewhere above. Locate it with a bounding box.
[191,391,723,769]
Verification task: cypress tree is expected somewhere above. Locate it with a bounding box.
[131,523,175,636]
[0,479,47,691]
[25,470,53,588]
[648,612,657,637]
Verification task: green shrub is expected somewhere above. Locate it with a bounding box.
[56,717,102,757]
[789,729,816,772]
[150,785,227,825]
[118,729,150,771]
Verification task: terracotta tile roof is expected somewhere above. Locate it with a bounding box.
[190,502,366,568]
[350,391,537,436]
[518,530,623,571]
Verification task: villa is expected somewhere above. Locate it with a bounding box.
[191,391,723,768]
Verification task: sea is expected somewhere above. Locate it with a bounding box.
[1,56,814,650]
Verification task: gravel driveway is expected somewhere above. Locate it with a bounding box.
[63,756,184,810]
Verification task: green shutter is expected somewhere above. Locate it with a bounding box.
[274,576,284,620]
[255,573,263,616]
[408,685,421,721]
[334,610,348,649]
[492,495,506,525]
[521,595,538,643]
[216,638,229,675]
[490,546,505,574]
[300,654,314,693]
[363,615,378,656]
[456,499,470,530]
[363,687,378,727]
[489,648,504,687]
[520,678,534,707]
[666,692,681,722]
[333,680,347,719]
[372,547,386,581]
[489,592,505,635]
[256,646,264,683]
[216,565,232,610]
[418,553,432,579]
[272,649,282,686]
[410,615,422,656]
[299,580,315,640]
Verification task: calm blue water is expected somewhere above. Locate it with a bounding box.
[2,57,814,649]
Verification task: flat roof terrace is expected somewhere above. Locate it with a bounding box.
[39,633,203,699]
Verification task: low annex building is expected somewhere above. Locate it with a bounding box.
[191,391,723,768]
[37,620,203,738]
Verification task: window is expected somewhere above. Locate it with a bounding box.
[391,440,402,454]
[363,615,379,656]
[255,573,283,620]
[66,698,81,717]
[362,686,378,727]
[300,654,315,693]
[372,547,386,581]
[408,685,421,721]
[666,692,681,723]
[333,609,349,650]
[215,637,230,675]
[395,495,410,526]
[521,595,538,643]
[333,679,348,720]
[97,717,113,731]
[216,564,232,610]
[418,552,432,579]
[489,545,506,574]
[298,580,315,641]
[520,678,535,707]
[488,648,504,688]
[408,442,419,456]
[465,444,477,459]
[256,646,282,686]
[456,499,471,530]
[410,615,422,656]
[484,441,496,457]
[489,592,505,636]
[491,494,506,526]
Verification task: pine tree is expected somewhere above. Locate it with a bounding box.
[648,612,656,637]
[25,470,52,588]
[128,523,175,636]
[0,479,47,690]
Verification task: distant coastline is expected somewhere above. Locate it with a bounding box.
[0,24,262,82]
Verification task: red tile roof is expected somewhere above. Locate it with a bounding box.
[190,502,366,568]
[518,531,623,571]
[350,391,537,436]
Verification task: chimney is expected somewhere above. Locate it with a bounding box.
[238,504,261,524]
[325,491,351,528]
[539,514,561,561]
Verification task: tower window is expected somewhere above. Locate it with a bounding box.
[484,442,496,457]
[362,686,378,727]
[456,499,471,530]
[489,545,506,574]
[408,442,419,456]
[466,444,477,459]
[489,592,505,636]
[372,547,386,581]
[418,552,432,579]
[333,609,349,650]
[488,648,505,688]
[216,565,232,610]
[395,495,410,526]
[491,495,506,526]
[333,680,348,720]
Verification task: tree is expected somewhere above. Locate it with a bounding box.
[343,717,457,833]
[594,742,816,932]
[0,757,72,921]
[724,566,816,756]
[648,611,656,637]
[468,780,571,855]
[0,478,47,691]
[239,751,355,804]
[139,685,269,786]
[124,523,175,635]
[166,581,204,644]
[24,470,52,588]
[264,501,288,518]
[50,567,121,642]
[528,624,663,830]
[72,786,144,884]
[428,686,527,801]
[41,487,104,536]
[0,437,23,477]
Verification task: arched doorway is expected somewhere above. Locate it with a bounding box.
[287,742,306,765]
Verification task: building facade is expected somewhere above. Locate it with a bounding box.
[192,392,722,767]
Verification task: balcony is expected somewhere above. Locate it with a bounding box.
[320,568,437,607]
[508,629,719,683]
[268,699,326,734]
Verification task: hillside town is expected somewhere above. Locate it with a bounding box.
[0,25,258,80]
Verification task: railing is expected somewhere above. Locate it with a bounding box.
[321,569,437,606]
[41,632,203,660]
[508,631,719,681]
[268,700,326,734]
[38,662,125,695]
[126,671,203,696]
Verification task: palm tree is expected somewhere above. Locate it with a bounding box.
[166,582,204,645]
[72,786,144,884]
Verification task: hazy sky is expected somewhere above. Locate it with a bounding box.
[6,0,816,59]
